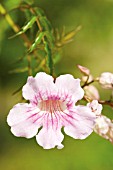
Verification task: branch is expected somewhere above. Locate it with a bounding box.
[0,3,32,75]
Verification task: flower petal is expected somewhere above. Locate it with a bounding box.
[36,113,64,149]
[36,127,64,149]
[7,103,43,138]
[7,103,39,126]
[7,103,32,126]
[55,74,84,103]
[22,72,56,102]
[64,106,96,139]
[11,120,39,138]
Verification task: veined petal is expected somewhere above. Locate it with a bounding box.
[11,120,39,138]
[7,103,43,138]
[22,72,56,102]
[7,103,33,126]
[55,74,84,103]
[7,103,40,126]
[64,106,96,139]
[36,127,64,149]
[36,112,64,149]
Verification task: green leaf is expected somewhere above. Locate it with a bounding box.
[22,0,34,5]
[44,41,54,75]
[45,31,55,48]
[62,25,82,42]
[53,51,62,64]
[28,32,45,53]
[55,26,82,47]
[9,16,37,38]
[34,7,45,17]
[9,67,28,74]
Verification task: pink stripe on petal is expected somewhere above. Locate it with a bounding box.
[11,120,39,138]
[55,74,84,103]
[22,72,56,102]
[7,103,39,126]
[64,107,96,139]
[36,127,64,149]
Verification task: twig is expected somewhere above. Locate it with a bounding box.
[82,80,94,88]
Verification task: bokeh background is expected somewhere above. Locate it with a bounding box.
[1,0,113,169]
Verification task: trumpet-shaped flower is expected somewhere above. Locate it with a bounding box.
[7,72,96,149]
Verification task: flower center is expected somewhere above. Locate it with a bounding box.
[38,100,67,113]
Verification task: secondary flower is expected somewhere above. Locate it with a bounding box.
[7,72,96,149]
[99,72,113,89]
[87,100,113,144]
[87,100,102,116]
[94,115,113,143]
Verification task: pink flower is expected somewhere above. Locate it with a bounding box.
[87,100,102,116]
[7,72,96,149]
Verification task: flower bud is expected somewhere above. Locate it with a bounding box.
[94,116,110,134]
[84,85,100,100]
[77,65,90,76]
[99,72,113,89]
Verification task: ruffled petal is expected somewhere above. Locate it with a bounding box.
[64,106,96,139]
[55,74,84,103]
[7,103,43,138]
[36,127,64,149]
[22,72,56,102]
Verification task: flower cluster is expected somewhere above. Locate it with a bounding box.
[77,66,113,143]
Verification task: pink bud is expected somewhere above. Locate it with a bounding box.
[77,65,90,76]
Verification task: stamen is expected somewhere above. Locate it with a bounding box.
[38,100,67,113]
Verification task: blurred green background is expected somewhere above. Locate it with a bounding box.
[1,0,113,169]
